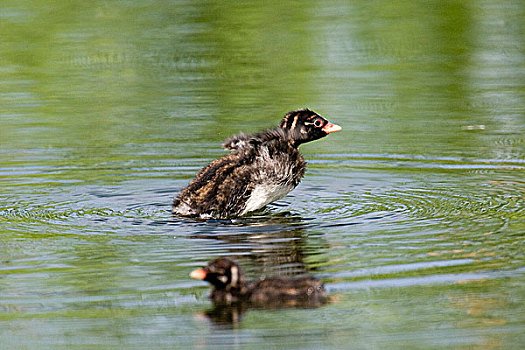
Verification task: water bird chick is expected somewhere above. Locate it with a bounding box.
[173,108,341,219]
[190,258,328,307]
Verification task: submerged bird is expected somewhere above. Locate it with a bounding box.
[172,108,341,219]
[190,258,328,307]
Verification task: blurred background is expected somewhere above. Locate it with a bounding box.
[1,0,524,349]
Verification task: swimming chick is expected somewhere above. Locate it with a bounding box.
[190,258,328,307]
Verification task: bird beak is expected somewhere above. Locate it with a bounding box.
[190,268,207,280]
[322,123,342,134]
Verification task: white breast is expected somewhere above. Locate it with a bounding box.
[241,182,295,216]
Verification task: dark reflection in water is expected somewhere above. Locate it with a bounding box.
[189,215,327,276]
[203,303,247,327]
[204,295,328,328]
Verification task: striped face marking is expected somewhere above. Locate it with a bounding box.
[230,265,239,287]
[289,114,299,131]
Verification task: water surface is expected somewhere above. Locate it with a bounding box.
[1,1,524,349]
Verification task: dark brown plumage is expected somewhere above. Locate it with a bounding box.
[190,258,328,307]
[172,109,341,219]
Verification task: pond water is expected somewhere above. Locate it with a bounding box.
[1,1,524,349]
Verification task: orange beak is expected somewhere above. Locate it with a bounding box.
[190,267,207,280]
[322,123,342,134]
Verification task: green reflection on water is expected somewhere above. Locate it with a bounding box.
[1,0,524,349]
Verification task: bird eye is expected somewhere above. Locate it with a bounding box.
[313,119,323,128]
